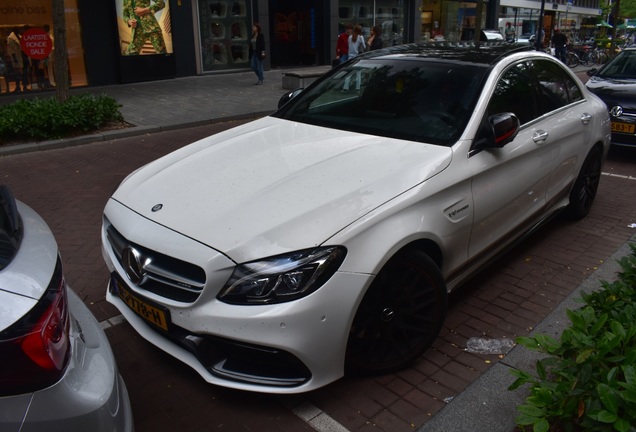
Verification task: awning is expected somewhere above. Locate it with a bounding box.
[597,21,613,28]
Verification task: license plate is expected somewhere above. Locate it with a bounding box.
[114,277,169,331]
[611,122,635,134]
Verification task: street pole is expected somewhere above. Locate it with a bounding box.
[535,0,546,50]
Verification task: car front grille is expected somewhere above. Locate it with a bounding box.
[105,219,206,303]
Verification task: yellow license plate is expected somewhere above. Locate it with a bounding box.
[611,122,635,134]
[115,279,169,331]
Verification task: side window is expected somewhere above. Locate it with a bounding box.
[531,60,582,115]
[487,62,537,125]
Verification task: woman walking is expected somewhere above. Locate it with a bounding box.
[348,25,366,59]
[249,23,266,85]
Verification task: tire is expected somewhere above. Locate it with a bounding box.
[566,146,602,220]
[580,52,592,66]
[566,52,579,68]
[345,249,447,375]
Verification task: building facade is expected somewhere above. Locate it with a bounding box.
[0,0,601,93]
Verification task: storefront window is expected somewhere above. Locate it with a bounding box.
[0,0,87,93]
[420,0,477,42]
[338,1,405,48]
[198,0,252,72]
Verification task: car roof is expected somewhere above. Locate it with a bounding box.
[358,41,533,67]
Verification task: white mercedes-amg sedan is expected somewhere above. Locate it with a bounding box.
[101,42,610,394]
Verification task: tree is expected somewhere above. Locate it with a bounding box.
[51,0,70,102]
[620,0,636,19]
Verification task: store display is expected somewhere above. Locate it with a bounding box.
[200,0,249,70]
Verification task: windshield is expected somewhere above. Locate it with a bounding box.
[598,50,636,79]
[274,58,487,146]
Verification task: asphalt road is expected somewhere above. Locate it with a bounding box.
[0,124,635,432]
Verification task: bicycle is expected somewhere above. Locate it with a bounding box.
[578,45,595,66]
[565,50,579,68]
[590,47,608,65]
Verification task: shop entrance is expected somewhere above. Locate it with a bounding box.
[269,0,324,67]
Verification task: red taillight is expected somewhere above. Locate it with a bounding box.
[0,259,71,396]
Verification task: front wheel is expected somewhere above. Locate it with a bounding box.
[566,146,603,220]
[566,52,579,68]
[345,249,447,375]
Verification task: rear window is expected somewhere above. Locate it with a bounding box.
[0,186,22,270]
[274,58,487,146]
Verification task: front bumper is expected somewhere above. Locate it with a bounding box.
[106,269,371,394]
[609,114,636,147]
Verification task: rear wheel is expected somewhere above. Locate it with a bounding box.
[345,249,447,375]
[580,51,592,66]
[566,146,602,219]
[566,52,579,68]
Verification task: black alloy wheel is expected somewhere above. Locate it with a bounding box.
[566,146,602,220]
[345,249,447,375]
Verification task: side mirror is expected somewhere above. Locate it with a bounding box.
[473,112,520,151]
[491,112,520,147]
[278,88,304,109]
[586,68,598,77]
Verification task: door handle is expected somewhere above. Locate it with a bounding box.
[532,130,549,143]
[581,113,592,125]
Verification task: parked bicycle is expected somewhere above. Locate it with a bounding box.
[565,48,580,68]
[589,47,609,65]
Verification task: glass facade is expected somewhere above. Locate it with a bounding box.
[198,0,252,72]
[420,0,482,42]
[337,1,406,47]
[0,0,87,93]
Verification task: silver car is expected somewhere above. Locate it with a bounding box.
[0,186,133,431]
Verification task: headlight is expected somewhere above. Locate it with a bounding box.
[218,246,346,305]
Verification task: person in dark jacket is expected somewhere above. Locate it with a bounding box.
[552,29,568,63]
[368,25,383,50]
[249,22,266,85]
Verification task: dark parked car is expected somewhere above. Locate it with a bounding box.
[586,47,636,147]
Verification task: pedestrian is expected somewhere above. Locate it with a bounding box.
[123,0,167,55]
[249,22,266,85]
[336,24,352,64]
[535,28,546,49]
[505,22,515,42]
[348,25,366,59]
[552,28,568,63]
[368,25,383,50]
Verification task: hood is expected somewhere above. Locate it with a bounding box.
[586,76,636,110]
[112,117,452,262]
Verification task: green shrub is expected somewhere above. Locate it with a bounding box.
[509,244,636,432]
[0,94,123,142]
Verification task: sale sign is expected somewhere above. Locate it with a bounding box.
[20,27,52,60]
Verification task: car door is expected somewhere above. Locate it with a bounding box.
[529,59,589,206]
[467,60,558,259]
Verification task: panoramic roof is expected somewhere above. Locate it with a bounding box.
[361,41,533,66]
